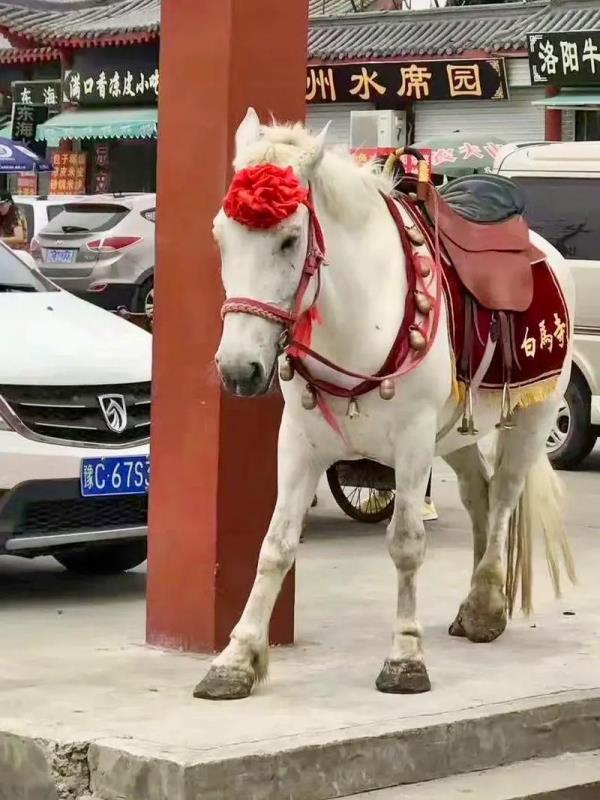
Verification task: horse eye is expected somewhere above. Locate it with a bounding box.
[280,235,299,252]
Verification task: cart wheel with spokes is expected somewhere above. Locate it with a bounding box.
[326,461,395,524]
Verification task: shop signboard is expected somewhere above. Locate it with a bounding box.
[306,58,509,104]
[50,152,87,195]
[11,104,48,144]
[12,80,62,111]
[528,30,600,86]
[17,173,38,196]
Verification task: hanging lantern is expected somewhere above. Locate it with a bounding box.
[415,292,432,315]
[301,384,317,410]
[379,379,395,400]
[279,359,294,382]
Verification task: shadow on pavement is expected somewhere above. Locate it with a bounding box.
[0,555,146,607]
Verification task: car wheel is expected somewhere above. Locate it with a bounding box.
[54,540,147,575]
[135,277,154,320]
[546,376,597,470]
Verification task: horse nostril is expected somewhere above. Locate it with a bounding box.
[249,362,262,382]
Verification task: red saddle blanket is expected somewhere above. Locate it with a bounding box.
[442,254,570,393]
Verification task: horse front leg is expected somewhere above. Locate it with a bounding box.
[376,424,435,694]
[194,416,326,700]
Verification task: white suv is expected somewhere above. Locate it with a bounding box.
[0,243,151,573]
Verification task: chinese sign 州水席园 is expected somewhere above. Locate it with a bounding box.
[50,152,87,195]
[528,31,600,86]
[64,68,159,106]
[305,59,508,104]
[11,80,62,111]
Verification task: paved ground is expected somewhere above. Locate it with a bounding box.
[1,451,600,798]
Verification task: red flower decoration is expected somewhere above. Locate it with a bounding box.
[223,164,308,230]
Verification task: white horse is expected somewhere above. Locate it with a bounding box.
[194,109,575,700]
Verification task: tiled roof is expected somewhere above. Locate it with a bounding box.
[308,0,600,59]
[0,0,159,42]
[309,0,379,14]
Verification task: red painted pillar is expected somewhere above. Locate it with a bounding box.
[545,86,562,141]
[147,0,309,652]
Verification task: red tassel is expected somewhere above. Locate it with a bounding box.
[289,307,321,358]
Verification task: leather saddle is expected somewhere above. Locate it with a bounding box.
[412,175,542,313]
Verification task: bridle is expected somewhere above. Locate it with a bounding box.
[221,192,327,360]
[220,165,444,435]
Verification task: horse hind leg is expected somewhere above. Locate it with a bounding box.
[457,400,570,644]
[443,444,491,638]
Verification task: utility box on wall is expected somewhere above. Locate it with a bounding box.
[350,109,406,149]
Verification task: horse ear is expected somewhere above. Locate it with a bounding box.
[312,120,331,165]
[235,107,261,156]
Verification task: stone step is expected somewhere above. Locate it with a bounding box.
[345,751,600,800]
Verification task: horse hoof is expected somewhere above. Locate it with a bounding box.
[448,613,466,638]
[376,659,431,694]
[461,605,507,643]
[193,666,254,700]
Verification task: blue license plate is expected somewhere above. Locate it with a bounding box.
[81,456,149,497]
[48,248,75,264]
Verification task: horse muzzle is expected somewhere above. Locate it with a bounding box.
[217,356,270,397]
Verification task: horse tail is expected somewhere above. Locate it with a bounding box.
[505,453,576,617]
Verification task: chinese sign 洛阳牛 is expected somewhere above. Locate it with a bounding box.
[528,30,600,86]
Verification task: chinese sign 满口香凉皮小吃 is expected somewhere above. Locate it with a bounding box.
[49,152,87,195]
[305,58,508,104]
[64,68,159,106]
[528,30,600,86]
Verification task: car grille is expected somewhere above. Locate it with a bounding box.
[13,494,148,535]
[0,382,150,446]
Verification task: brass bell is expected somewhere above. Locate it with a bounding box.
[347,397,360,419]
[279,358,294,382]
[406,225,425,246]
[418,258,432,278]
[379,379,395,400]
[301,384,317,410]
[415,291,432,315]
[409,327,427,352]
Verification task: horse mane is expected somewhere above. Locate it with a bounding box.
[233,122,395,225]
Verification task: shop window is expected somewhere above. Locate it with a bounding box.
[575,111,600,142]
[513,176,600,260]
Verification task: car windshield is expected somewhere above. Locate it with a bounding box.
[0,245,56,293]
[43,204,130,234]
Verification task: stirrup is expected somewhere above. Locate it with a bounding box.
[496,382,516,430]
[457,382,478,436]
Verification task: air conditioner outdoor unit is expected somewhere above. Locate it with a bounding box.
[350,109,406,149]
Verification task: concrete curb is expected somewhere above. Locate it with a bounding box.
[91,690,600,799]
[3,690,600,800]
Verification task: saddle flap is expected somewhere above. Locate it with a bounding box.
[441,234,534,312]
[428,192,531,253]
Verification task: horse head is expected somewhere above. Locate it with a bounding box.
[213,108,329,397]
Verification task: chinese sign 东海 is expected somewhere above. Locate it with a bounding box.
[11,104,48,144]
[49,152,87,195]
[64,68,159,105]
[305,59,508,104]
[11,80,62,111]
[528,31,600,86]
